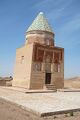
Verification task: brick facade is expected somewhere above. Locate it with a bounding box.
[13,12,64,89]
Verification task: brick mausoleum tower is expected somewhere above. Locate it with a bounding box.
[13,12,64,90]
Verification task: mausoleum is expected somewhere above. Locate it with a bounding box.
[13,12,64,90]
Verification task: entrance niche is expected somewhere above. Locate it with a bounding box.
[45,73,51,84]
[45,55,51,73]
[45,54,51,84]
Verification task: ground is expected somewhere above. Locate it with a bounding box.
[0,98,33,120]
[0,86,80,120]
[64,77,80,89]
[0,98,80,120]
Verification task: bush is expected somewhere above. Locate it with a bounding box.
[70,111,74,116]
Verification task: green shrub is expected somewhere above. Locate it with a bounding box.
[70,111,74,116]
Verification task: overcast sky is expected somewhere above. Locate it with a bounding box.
[0,0,80,78]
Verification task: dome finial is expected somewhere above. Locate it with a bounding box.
[39,12,43,15]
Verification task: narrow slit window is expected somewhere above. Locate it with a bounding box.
[21,56,24,64]
[58,64,61,72]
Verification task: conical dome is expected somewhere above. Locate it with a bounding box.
[27,12,53,33]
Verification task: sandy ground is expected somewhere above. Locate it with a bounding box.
[0,86,80,120]
[0,98,80,120]
[0,98,40,120]
[64,77,80,89]
[0,87,80,114]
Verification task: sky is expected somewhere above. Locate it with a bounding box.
[0,0,80,78]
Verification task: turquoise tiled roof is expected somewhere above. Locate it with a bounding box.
[27,12,53,33]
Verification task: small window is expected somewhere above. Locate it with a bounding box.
[21,56,24,64]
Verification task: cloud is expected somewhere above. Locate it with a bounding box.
[33,0,73,20]
[52,6,80,48]
[34,0,73,9]
[56,14,80,47]
[60,14,80,34]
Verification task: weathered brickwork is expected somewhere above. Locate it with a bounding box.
[13,12,64,89]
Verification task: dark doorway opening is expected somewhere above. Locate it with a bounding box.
[45,73,51,84]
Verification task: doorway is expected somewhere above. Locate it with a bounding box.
[45,73,51,84]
